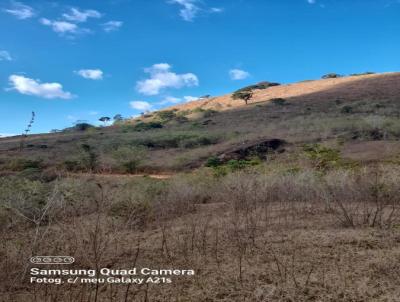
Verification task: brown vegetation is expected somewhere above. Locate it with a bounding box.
[1,72,400,301]
[1,165,400,301]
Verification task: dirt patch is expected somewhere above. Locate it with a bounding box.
[341,141,400,162]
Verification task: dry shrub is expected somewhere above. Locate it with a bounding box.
[2,164,400,301]
[219,166,400,229]
[323,167,400,227]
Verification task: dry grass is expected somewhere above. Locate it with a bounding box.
[167,72,400,111]
[1,165,400,301]
[2,72,400,301]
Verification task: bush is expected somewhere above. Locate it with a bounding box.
[350,72,375,76]
[0,176,51,226]
[206,157,261,175]
[236,81,281,93]
[135,122,163,131]
[121,122,163,132]
[132,134,220,149]
[322,73,343,79]
[108,199,152,229]
[79,144,98,172]
[205,156,222,168]
[8,158,44,172]
[62,160,82,172]
[191,108,205,113]
[156,110,177,121]
[341,105,353,114]
[227,159,261,171]
[74,123,95,131]
[112,146,146,173]
[179,135,219,149]
[303,144,341,170]
[106,178,167,229]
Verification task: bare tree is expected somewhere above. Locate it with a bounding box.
[19,111,35,151]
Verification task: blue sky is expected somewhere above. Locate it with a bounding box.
[1,0,400,135]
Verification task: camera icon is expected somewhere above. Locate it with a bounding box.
[30,256,75,265]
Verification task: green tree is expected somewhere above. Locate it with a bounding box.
[99,116,111,126]
[113,114,123,122]
[232,90,253,105]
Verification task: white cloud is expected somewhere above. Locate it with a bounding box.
[130,101,152,111]
[136,63,199,96]
[183,96,199,102]
[168,0,223,21]
[169,0,199,21]
[62,8,102,23]
[307,0,316,4]
[159,95,198,105]
[40,18,78,33]
[0,133,16,137]
[3,1,35,19]
[89,111,99,115]
[0,50,12,61]
[102,21,123,32]
[75,69,103,80]
[229,69,250,80]
[210,7,223,13]
[8,74,74,99]
[159,96,181,105]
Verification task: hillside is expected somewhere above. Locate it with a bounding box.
[1,72,400,174]
[2,72,400,301]
[168,72,400,111]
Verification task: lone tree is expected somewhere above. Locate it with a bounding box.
[232,90,253,105]
[113,114,123,122]
[19,111,35,151]
[99,116,111,126]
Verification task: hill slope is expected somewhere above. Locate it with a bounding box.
[1,72,400,173]
[168,72,400,112]
[3,72,400,302]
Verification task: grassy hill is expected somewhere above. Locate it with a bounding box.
[2,72,400,301]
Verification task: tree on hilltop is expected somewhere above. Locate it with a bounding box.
[232,90,253,105]
[99,116,111,126]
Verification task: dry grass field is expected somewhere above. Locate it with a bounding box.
[1,72,400,301]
